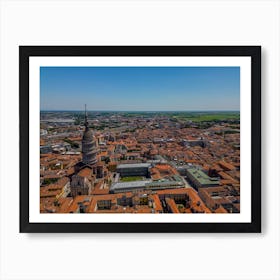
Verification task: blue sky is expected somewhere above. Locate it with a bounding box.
[40,67,240,111]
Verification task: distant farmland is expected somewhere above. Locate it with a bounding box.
[171,112,240,122]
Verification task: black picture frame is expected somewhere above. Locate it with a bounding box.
[20,46,261,233]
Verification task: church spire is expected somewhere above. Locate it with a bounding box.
[84,104,89,128]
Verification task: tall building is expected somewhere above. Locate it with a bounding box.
[82,105,98,166]
[71,106,97,197]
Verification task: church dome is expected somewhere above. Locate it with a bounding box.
[83,128,94,141]
[81,105,98,166]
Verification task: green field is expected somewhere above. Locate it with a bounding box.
[120,176,143,182]
[171,112,240,122]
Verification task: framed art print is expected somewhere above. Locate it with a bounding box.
[19,46,261,233]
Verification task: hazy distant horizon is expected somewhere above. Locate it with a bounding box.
[40,109,240,113]
[40,66,240,111]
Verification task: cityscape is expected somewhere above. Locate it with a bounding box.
[40,67,240,214]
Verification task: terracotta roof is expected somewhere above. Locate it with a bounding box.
[214,206,227,213]
[165,198,180,213]
[152,194,163,212]
[78,167,92,178]
[157,188,190,195]
[218,161,236,171]
[56,177,70,187]
[91,188,110,195]
[68,195,92,213]
[218,171,238,183]
[59,198,74,213]
[67,167,75,176]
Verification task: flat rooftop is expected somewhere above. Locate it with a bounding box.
[187,168,219,186]
[110,177,185,193]
[110,180,152,192]
[117,163,151,169]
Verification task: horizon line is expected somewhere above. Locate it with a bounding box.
[40,109,240,112]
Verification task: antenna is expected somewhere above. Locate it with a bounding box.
[84,104,88,128]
